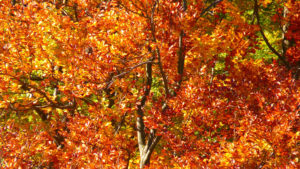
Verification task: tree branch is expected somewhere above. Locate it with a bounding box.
[194,0,223,23]
[149,0,170,97]
[106,60,153,89]
[140,130,162,166]
[177,0,188,89]
[33,107,65,148]
[114,112,127,135]
[136,4,159,164]
[0,73,76,111]
[254,0,290,68]
[11,0,16,6]
[73,3,79,22]
[200,0,223,16]
[137,58,153,160]
[156,47,170,97]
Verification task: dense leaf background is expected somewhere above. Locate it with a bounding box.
[0,0,299,168]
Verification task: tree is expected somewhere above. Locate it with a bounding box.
[0,0,299,168]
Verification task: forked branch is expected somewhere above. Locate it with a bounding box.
[254,0,290,68]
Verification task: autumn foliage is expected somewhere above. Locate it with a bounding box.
[0,0,299,168]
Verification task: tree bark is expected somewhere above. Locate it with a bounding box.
[136,1,162,168]
[136,58,160,168]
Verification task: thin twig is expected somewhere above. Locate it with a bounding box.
[106,60,154,89]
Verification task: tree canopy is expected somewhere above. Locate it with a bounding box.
[0,0,299,168]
